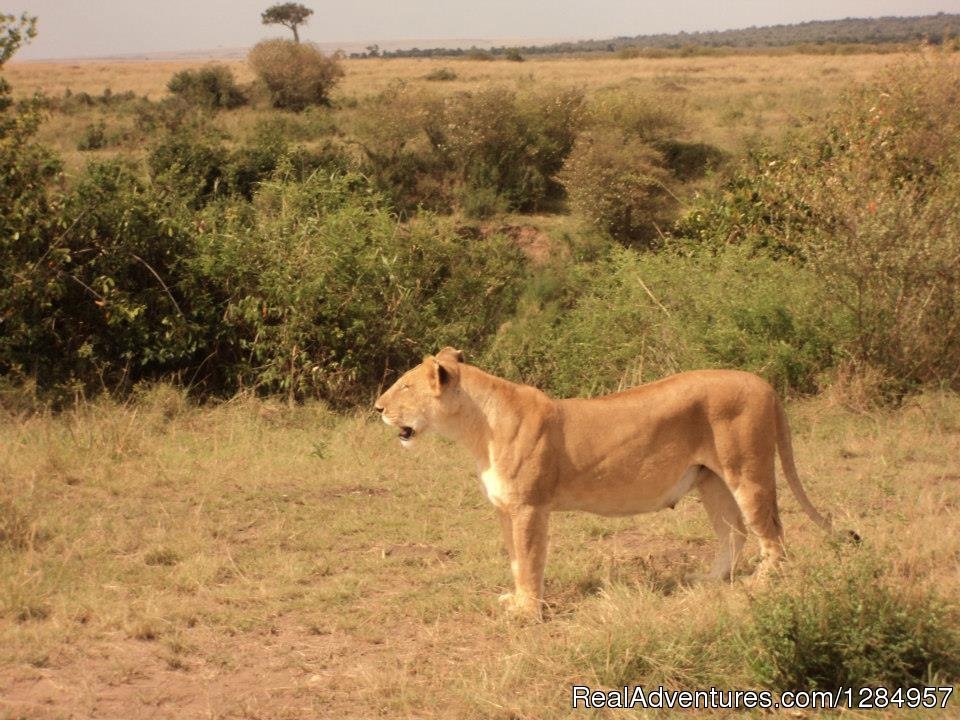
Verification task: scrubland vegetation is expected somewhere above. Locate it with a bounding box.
[2,11,960,717]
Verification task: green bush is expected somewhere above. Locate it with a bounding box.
[167,64,246,109]
[1,160,213,398]
[76,121,109,151]
[148,131,230,207]
[440,86,585,212]
[655,139,727,181]
[559,129,675,243]
[484,245,834,398]
[347,82,453,214]
[588,91,686,142]
[194,170,527,404]
[248,39,344,110]
[347,83,584,215]
[747,550,960,691]
[676,58,960,395]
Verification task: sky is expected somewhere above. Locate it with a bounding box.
[9,0,960,60]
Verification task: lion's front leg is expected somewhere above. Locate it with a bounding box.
[499,504,549,619]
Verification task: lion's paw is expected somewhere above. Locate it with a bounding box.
[497,591,542,621]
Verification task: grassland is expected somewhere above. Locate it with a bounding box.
[3,50,960,718]
[4,51,924,173]
[2,386,959,718]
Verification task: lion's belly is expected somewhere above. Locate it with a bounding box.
[552,465,701,516]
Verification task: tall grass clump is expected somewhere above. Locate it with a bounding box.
[677,57,960,396]
[747,549,960,691]
[248,39,344,110]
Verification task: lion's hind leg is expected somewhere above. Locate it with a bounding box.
[727,468,785,580]
[697,468,747,581]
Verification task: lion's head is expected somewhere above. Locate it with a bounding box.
[374,347,465,448]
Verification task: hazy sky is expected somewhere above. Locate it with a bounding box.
[10,0,960,60]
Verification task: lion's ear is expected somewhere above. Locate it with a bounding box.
[437,346,465,364]
[428,355,460,396]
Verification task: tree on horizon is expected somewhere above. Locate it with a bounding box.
[261,3,313,43]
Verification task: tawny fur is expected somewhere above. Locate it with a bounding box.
[375,348,832,618]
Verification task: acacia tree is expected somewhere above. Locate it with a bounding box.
[261,3,313,43]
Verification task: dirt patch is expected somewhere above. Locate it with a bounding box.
[374,542,455,563]
[319,484,391,500]
[0,620,412,719]
[598,528,712,592]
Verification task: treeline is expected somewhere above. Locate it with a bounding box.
[373,13,960,58]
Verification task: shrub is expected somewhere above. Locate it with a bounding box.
[167,64,246,109]
[195,170,527,404]
[440,86,585,212]
[148,131,230,207]
[347,82,452,214]
[675,58,960,396]
[484,245,835,398]
[655,139,727,181]
[76,121,109,150]
[1,161,214,398]
[559,129,675,243]
[248,39,344,110]
[504,48,524,62]
[588,91,686,142]
[747,550,960,691]
[465,48,494,61]
[424,67,457,81]
[457,184,509,219]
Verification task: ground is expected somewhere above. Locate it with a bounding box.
[2,385,959,719]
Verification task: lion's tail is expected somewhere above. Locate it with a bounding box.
[774,397,833,532]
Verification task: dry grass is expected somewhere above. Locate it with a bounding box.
[1,386,959,718]
[5,51,933,160]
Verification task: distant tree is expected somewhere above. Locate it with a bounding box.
[504,47,524,62]
[261,3,313,43]
[365,43,380,58]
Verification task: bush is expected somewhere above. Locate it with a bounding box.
[424,67,457,81]
[484,245,835,398]
[465,48,494,61]
[676,58,960,396]
[559,129,675,243]
[347,82,453,214]
[194,170,528,404]
[248,39,344,110]
[1,161,214,398]
[347,83,584,215]
[148,131,230,207]
[655,139,727,181]
[440,86,585,213]
[748,550,960,691]
[167,64,246,109]
[588,91,686,142]
[76,121,109,150]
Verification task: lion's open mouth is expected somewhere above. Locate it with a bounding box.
[398,426,415,441]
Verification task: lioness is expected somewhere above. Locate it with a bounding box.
[375,347,833,618]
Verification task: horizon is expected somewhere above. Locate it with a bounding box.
[8,1,960,61]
